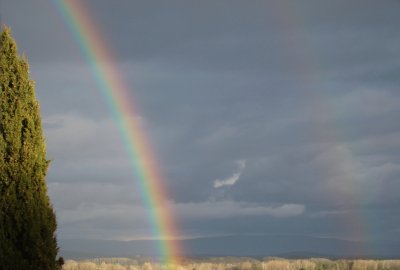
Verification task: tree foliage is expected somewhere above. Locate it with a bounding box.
[0,26,59,270]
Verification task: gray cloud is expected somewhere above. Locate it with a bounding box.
[176,201,305,220]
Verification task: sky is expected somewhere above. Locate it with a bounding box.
[1,0,400,255]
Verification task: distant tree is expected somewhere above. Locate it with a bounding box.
[57,257,65,270]
[0,27,59,269]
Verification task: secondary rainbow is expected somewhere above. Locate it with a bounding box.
[51,0,182,263]
[272,1,373,255]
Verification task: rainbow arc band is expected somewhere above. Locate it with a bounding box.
[52,0,181,263]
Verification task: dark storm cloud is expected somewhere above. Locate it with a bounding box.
[83,0,400,80]
[1,0,81,62]
[2,0,400,245]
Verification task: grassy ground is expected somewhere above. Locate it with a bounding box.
[62,258,400,270]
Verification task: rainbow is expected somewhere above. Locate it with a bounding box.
[51,0,182,263]
[271,1,373,255]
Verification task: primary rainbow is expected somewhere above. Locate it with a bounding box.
[52,0,182,263]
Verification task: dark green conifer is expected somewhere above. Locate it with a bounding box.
[0,27,59,270]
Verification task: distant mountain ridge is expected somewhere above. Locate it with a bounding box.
[59,234,400,259]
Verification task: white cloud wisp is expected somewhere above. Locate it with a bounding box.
[214,160,246,188]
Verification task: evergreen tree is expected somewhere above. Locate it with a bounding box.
[0,27,59,270]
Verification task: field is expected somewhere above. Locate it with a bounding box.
[62,258,400,270]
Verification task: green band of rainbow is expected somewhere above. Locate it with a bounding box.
[52,0,181,263]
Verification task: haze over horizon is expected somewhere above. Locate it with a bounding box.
[1,0,400,257]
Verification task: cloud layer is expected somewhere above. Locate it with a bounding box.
[2,0,400,247]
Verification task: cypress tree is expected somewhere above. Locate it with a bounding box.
[0,27,59,269]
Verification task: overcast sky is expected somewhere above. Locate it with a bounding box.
[2,0,400,252]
